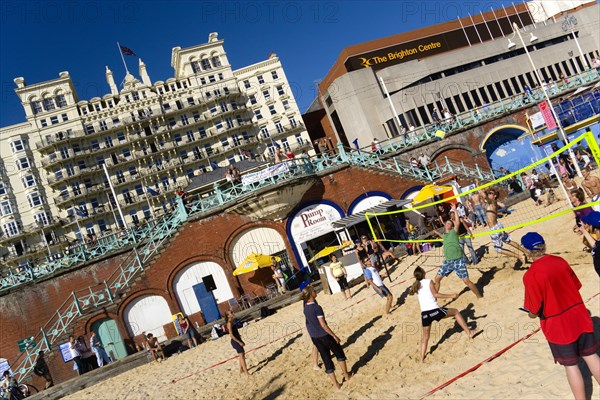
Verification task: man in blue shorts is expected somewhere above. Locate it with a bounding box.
[362,258,393,315]
[434,204,482,298]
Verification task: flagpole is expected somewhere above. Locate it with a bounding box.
[117,42,129,74]
[468,13,483,43]
[512,2,526,30]
[457,17,472,47]
[103,163,129,229]
[480,11,494,40]
[491,7,506,36]
[106,192,121,231]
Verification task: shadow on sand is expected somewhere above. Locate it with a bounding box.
[344,315,382,348]
[351,326,395,375]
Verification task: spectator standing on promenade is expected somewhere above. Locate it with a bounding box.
[89,331,112,367]
[33,351,53,389]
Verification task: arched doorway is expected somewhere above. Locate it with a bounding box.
[229,227,291,271]
[480,125,544,175]
[123,295,172,342]
[173,261,234,316]
[91,318,128,361]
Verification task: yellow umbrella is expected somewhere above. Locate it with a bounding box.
[308,241,353,263]
[411,184,454,205]
[233,253,281,276]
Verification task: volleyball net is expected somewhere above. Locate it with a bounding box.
[365,130,600,246]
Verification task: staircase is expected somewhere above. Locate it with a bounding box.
[11,205,187,382]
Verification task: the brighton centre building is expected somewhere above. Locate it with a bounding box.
[0,0,598,386]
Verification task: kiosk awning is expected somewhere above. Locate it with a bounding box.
[331,199,412,229]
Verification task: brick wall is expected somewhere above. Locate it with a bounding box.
[0,162,468,385]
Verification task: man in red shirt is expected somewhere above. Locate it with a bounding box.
[521,232,599,399]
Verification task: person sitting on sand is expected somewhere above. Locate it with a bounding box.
[146,333,165,362]
[301,283,351,390]
[409,266,479,362]
[545,188,557,207]
[521,232,600,400]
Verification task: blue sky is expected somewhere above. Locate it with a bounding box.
[0,0,509,127]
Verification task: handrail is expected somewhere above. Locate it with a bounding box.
[6,68,600,381]
[3,70,598,293]
[10,205,186,381]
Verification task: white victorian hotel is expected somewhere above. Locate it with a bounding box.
[0,33,311,268]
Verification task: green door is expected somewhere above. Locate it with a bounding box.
[91,318,128,361]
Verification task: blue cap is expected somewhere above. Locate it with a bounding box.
[581,211,600,227]
[521,232,545,250]
[299,280,311,292]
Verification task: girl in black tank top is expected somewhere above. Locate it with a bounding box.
[226,310,250,375]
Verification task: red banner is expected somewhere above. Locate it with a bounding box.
[538,101,557,131]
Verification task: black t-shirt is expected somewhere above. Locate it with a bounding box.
[457,220,468,236]
[593,240,600,277]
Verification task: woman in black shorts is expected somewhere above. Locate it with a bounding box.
[302,284,351,389]
[409,267,478,362]
[225,310,250,376]
[329,254,351,300]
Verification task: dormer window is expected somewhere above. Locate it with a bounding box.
[31,101,43,114]
[191,61,201,73]
[43,98,55,111]
[56,95,67,107]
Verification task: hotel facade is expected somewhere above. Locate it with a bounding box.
[0,32,311,269]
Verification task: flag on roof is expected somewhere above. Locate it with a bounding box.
[120,45,136,56]
[75,206,88,218]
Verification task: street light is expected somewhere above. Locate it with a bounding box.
[508,22,582,178]
[562,13,590,71]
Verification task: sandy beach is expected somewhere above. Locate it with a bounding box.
[65,203,599,400]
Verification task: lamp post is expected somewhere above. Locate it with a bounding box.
[562,13,590,71]
[509,22,582,178]
[378,76,404,140]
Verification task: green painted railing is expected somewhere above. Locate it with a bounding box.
[10,208,187,382]
[8,68,599,382]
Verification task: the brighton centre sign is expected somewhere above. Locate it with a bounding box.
[344,10,533,72]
